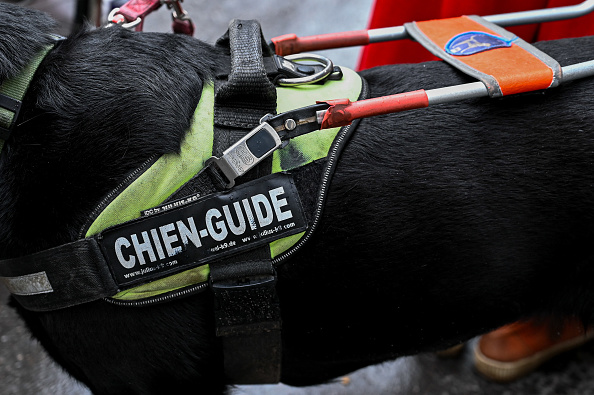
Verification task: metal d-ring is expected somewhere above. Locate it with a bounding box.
[276,53,334,87]
[107,8,142,30]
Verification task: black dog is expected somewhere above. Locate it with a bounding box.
[1,4,594,394]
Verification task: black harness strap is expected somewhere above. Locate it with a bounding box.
[209,19,282,384]
[214,19,277,131]
[0,239,117,311]
[210,259,281,383]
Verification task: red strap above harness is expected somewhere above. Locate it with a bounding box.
[406,15,562,97]
[118,0,161,31]
[113,0,194,35]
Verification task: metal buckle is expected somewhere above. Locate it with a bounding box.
[275,53,334,86]
[206,120,282,189]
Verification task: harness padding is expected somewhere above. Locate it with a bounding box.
[86,68,362,301]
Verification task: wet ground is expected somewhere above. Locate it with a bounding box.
[2,0,594,394]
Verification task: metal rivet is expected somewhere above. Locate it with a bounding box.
[284,119,297,131]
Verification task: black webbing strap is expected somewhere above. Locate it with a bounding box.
[0,238,117,311]
[210,19,282,384]
[214,19,277,131]
[210,259,281,383]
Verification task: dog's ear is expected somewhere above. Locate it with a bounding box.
[0,3,57,81]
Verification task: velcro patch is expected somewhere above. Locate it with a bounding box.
[100,173,307,287]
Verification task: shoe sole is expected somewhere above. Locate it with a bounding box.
[473,330,594,382]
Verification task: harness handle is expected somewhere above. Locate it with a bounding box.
[270,0,594,55]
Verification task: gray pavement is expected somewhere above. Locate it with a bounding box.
[3,1,594,394]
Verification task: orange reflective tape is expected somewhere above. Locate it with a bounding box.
[414,16,555,96]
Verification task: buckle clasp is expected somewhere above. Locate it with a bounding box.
[206,120,282,189]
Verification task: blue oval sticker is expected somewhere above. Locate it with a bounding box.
[445,31,517,56]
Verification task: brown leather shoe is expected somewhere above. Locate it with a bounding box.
[474,317,594,382]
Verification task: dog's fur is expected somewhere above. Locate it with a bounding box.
[1,4,594,394]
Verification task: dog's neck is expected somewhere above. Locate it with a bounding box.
[0,26,224,259]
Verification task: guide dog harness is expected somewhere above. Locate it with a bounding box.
[0,19,367,383]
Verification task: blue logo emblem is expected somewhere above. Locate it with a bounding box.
[445,31,517,56]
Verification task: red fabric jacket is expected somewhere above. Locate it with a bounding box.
[357,0,594,70]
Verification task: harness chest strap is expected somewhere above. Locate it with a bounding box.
[208,19,285,384]
[0,172,308,307]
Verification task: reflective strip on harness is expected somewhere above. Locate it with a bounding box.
[0,272,53,296]
[405,15,562,97]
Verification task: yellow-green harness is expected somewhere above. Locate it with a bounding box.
[0,19,364,384]
[87,67,362,301]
